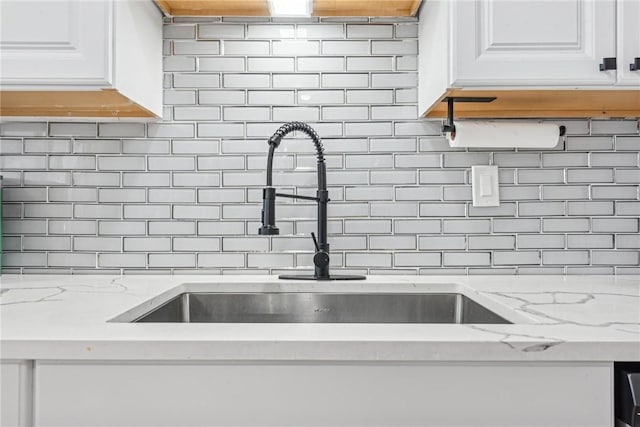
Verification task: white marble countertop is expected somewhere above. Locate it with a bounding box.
[1,274,639,362]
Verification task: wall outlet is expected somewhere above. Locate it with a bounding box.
[471,165,500,207]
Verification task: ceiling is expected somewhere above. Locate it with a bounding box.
[154,0,422,17]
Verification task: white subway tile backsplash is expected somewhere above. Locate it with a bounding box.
[98,189,146,203]
[542,185,589,200]
[24,171,71,186]
[0,122,47,137]
[247,57,294,72]
[173,73,220,88]
[199,90,246,105]
[198,57,245,72]
[173,205,221,220]
[493,251,540,265]
[173,237,221,252]
[198,253,245,268]
[174,40,220,55]
[346,57,393,71]
[149,253,196,268]
[99,221,146,236]
[273,73,320,88]
[443,252,490,267]
[198,24,244,39]
[99,253,146,268]
[371,106,416,120]
[297,57,345,72]
[542,251,589,265]
[124,205,171,219]
[164,24,196,39]
[273,40,319,55]
[164,56,196,72]
[49,253,96,268]
[4,18,637,274]
[298,90,344,105]
[273,107,319,122]
[223,73,270,88]
[371,40,417,54]
[247,24,294,38]
[591,185,638,199]
[592,218,639,233]
[567,169,614,183]
[591,120,638,135]
[345,122,392,137]
[223,40,269,55]
[124,237,171,252]
[346,24,393,39]
[322,40,369,55]
[393,252,441,267]
[346,89,393,104]
[73,237,121,252]
[223,106,270,121]
[149,221,195,235]
[24,139,71,153]
[616,201,640,216]
[371,73,417,88]
[322,73,369,88]
[420,203,466,217]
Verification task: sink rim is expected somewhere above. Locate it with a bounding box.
[110,282,535,325]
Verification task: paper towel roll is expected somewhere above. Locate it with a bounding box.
[447,121,560,148]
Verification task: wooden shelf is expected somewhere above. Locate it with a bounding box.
[154,0,422,17]
[423,89,640,119]
[0,90,156,118]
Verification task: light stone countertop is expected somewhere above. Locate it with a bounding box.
[1,274,639,362]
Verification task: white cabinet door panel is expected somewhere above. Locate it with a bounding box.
[35,361,612,427]
[453,0,617,86]
[617,0,640,85]
[0,0,111,86]
[1,361,32,427]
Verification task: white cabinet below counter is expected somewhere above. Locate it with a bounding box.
[33,361,612,426]
[0,361,32,427]
[419,0,640,119]
[0,0,162,119]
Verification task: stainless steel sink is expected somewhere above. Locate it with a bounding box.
[133,293,510,324]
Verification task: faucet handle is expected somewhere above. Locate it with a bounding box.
[310,232,320,252]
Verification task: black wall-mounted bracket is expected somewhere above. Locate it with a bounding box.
[441,96,497,134]
[440,96,567,137]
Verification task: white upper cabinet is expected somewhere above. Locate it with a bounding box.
[618,0,640,86]
[0,0,162,118]
[0,1,110,87]
[453,0,616,86]
[419,0,640,118]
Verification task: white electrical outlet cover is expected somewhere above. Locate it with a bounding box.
[471,165,500,207]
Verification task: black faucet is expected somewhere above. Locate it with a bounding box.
[259,122,365,281]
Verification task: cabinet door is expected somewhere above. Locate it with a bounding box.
[617,0,640,85]
[453,0,617,86]
[1,361,32,427]
[35,361,612,427]
[0,0,111,87]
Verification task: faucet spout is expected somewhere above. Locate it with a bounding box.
[258,122,364,281]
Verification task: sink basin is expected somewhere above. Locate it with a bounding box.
[133,293,511,324]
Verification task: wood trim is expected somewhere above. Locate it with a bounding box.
[154,0,172,15]
[409,0,422,16]
[154,0,423,17]
[313,0,421,17]
[155,0,270,16]
[0,89,156,118]
[423,89,640,119]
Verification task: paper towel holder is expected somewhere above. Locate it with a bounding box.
[440,97,566,137]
